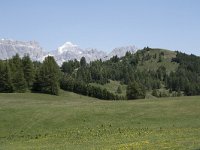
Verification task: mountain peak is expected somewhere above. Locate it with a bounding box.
[63,42,78,47]
[58,41,79,54]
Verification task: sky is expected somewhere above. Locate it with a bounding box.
[0,0,200,55]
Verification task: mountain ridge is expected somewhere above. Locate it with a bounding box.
[0,39,45,61]
[0,39,138,65]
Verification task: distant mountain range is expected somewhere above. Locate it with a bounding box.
[0,39,138,65]
[0,39,44,61]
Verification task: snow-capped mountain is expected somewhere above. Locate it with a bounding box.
[49,42,138,65]
[0,39,138,65]
[49,42,107,65]
[57,42,80,54]
[0,39,45,61]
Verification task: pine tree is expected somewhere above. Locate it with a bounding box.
[80,57,86,67]
[32,68,42,92]
[0,61,13,92]
[9,54,27,92]
[22,55,35,89]
[126,81,146,100]
[38,56,61,95]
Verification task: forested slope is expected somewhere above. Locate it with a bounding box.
[1,47,200,100]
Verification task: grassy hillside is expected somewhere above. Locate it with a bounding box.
[87,49,180,99]
[0,92,200,150]
[136,48,179,72]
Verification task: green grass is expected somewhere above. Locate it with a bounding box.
[0,92,200,150]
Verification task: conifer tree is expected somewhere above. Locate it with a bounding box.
[9,54,27,92]
[126,81,146,100]
[38,56,61,95]
[32,68,42,92]
[22,55,35,89]
[80,57,86,67]
[0,61,13,92]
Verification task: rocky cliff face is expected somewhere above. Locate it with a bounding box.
[0,39,45,61]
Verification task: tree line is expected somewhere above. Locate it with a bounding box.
[0,54,127,99]
[60,75,125,100]
[1,49,200,100]
[0,54,60,95]
[61,49,200,98]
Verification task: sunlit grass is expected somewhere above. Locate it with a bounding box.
[0,92,200,149]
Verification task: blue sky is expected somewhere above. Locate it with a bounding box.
[0,0,200,55]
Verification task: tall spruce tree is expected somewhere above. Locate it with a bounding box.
[38,56,61,95]
[9,54,27,92]
[32,67,42,92]
[0,61,13,92]
[22,55,35,89]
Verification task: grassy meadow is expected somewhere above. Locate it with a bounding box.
[0,91,200,150]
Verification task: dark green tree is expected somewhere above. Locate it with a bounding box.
[38,56,61,95]
[80,57,86,67]
[60,75,75,91]
[126,81,146,100]
[22,55,35,89]
[61,59,80,74]
[0,61,13,92]
[32,68,42,92]
[9,54,27,92]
